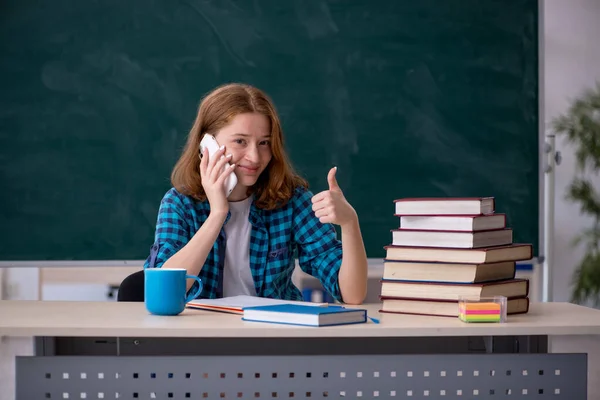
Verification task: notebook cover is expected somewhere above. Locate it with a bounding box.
[243,304,363,315]
[186,295,327,315]
[242,305,368,326]
[240,319,368,327]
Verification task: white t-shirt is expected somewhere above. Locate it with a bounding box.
[223,196,256,297]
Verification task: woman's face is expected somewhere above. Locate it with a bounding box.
[215,112,273,196]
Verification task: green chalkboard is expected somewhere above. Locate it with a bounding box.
[0,0,539,261]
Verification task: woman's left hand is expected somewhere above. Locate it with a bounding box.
[311,167,358,228]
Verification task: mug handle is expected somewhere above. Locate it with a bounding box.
[185,275,203,303]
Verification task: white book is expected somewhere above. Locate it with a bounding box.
[187,295,327,315]
[399,214,506,231]
[391,228,513,248]
[394,197,495,215]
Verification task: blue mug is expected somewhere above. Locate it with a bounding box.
[144,268,203,316]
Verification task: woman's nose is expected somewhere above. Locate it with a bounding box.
[245,145,259,162]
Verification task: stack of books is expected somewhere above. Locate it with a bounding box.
[379,197,531,317]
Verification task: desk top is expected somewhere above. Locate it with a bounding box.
[0,301,599,338]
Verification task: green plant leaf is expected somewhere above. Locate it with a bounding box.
[553,81,600,305]
[566,179,600,216]
[569,227,600,248]
[553,81,600,174]
[571,250,600,306]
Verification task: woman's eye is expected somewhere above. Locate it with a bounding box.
[260,140,271,146]
[233,139,245,145]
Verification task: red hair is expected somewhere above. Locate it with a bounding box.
[171,83,307,209]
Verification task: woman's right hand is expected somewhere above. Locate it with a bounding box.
[199,145,235,215]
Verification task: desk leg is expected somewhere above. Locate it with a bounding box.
[551,334,600,400]
[1,336,33,400]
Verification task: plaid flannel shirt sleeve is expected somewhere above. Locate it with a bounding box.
[143,189,191,269]
[292,188,343,302]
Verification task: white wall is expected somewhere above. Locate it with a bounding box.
[544,0,600,303]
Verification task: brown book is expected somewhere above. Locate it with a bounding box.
[384,243,533,264]
[383,260,516,283]
[391,228,513,248]
[380,278,529,301]
[397,214,506,232]
[379,296,530,317]
[394,197,495,216]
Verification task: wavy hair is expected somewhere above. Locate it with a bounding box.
[171,83,307,209]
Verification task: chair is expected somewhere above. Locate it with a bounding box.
[117,270,145,302]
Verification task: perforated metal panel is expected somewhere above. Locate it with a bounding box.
[16,353,586,399]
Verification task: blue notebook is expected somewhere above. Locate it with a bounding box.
[242,304,367,327]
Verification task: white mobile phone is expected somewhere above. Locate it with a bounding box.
[199,134,238,197]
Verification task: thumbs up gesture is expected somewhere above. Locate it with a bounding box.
[311,167,358,228]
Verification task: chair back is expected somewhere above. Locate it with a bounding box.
[117,270,145,302]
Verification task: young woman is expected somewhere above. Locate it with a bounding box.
[144,83,368,304]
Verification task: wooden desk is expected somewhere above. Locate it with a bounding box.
[0,301,599,338]
[1,301,598,399]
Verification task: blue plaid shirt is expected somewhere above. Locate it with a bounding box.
[143,186,343,301]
